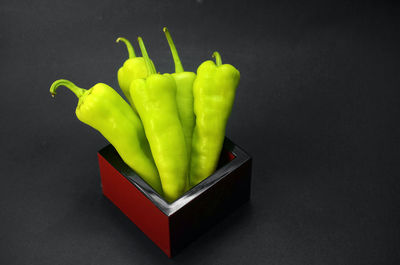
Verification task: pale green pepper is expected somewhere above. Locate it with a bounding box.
[189,52,240,187]
[130,37,188,202]
[163,27,196,160]
[116,37,155,112]
[50,79,163,194]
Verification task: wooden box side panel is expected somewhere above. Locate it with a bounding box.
[98,153,171,257]
[169,158,252,256]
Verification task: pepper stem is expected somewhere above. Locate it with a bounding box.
[163,27,184,73]
[116,37,136,59]
[50,79,86,98]
[137,37,156,75]
[212,51,222,66]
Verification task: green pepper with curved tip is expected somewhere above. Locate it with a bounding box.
[49,79,163,195]
[163,27,196,160]
[130,37,188,202]
[189,52,240,187]
[116,37,155,111]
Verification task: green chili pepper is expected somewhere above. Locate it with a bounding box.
[130,37,188,202]
[163,27,196,160]
[116,37,155,112]
[189,52,240,187]
[50,79,163,194]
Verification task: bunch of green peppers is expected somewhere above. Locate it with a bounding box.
[50,28,240,203]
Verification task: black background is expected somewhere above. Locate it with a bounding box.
[1,0,399,264]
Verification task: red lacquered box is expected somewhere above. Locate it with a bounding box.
[98,137,252,257]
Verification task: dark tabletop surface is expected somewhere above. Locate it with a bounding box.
[1,0,399,264]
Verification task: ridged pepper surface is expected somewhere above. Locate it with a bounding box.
[130,37,188,202]
[189,52,240,187]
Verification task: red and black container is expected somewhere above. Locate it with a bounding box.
[98,137,252,257]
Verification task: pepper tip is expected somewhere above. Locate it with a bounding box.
[163,27,168,33]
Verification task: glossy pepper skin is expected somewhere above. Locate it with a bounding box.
[116,37,155,111]
[189,52,240,187]
[163,27,196,160]
[49,79,163,195]
[130,37,188,202]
